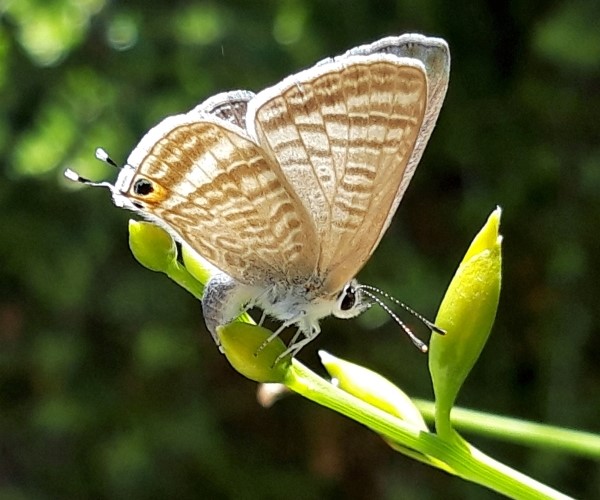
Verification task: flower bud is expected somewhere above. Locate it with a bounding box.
[429,208,502,435]
[217,322,291,383]
[181,244,219,287]
[128,220,176,272]
[320,351,428,430]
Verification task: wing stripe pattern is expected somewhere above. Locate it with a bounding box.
[126,119,319,284]
[335,35,450,247]
[118,38,446,301]
[249,57,427,292]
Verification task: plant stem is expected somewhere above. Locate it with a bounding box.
[414,399,600,460]
[285,360,572,500]
[165,261,204,300]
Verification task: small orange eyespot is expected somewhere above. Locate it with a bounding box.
[133,178,154,196]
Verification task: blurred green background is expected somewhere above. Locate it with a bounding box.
[1,0,599,498]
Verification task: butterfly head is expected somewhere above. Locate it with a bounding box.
[65,148,165,214]
[332,279,370,319]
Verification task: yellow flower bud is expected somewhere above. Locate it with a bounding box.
[217,322,291,383]
[181,244,218,287]
[429,208,502,436]
[128,220,176,272]
[320,351,428,430]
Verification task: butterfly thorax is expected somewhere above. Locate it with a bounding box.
[202,271,368,354]
[256,280,339,333]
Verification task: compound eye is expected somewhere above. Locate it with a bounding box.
[133,178,154,196]
[339,284,357,311]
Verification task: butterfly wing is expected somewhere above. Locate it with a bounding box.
[247,53,429,293]
[333,34,450,240]
[191,90,255,128]
[117,113,319,286]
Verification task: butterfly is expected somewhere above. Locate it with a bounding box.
[66,33,450,359]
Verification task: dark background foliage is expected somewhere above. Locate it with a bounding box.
[1,0,599,498]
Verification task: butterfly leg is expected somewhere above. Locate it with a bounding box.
[287,328,303,349]
[258,311,268,326]
[274,323,321,363]
[255,317,297,354]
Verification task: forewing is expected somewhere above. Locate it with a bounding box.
[247,55,428,293]
[120,113,319,285]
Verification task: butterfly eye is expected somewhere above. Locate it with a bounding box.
[339,284,357,311]
[333,281,367,320]
[133,178,154,196]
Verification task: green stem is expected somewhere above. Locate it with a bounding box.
[414,399,600,459]
[165,260,204,300]
[285,360,571,500]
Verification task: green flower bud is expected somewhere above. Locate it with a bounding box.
[180,243,216,287]
[128,220,176,272]
[320,351,428,431]
[217,322,291,383]
[429,208,502,437]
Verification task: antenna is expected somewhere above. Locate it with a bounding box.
[64,148,120,191]
[95,147,120,168]
[358,285,446,353]
[359,288,429,352]
[359,285,446,335]
[63,168,114,191]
